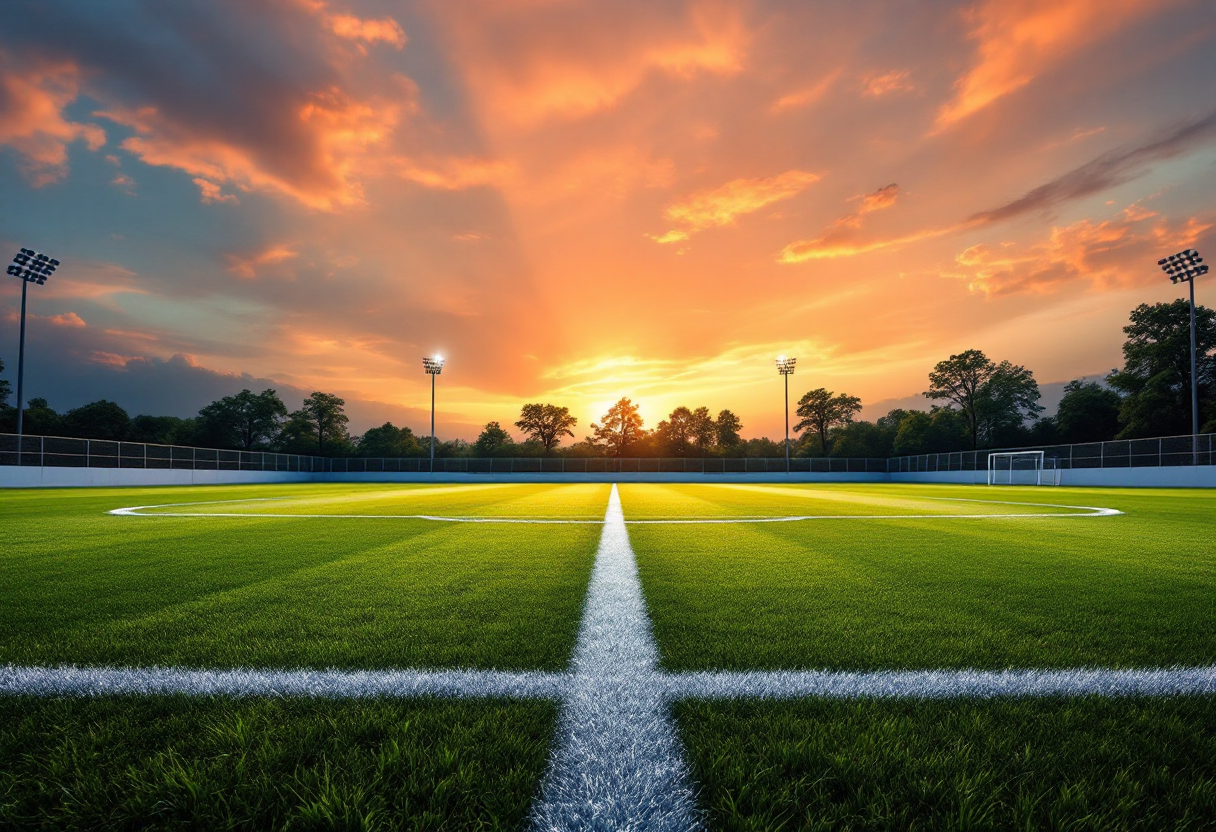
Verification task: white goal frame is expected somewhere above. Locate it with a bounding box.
[987,451,1060,486]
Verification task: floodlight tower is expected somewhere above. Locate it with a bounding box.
[7,248,60,461]
[422,355,445,472]
[776,356,796,473]
[1157,249,1208,462]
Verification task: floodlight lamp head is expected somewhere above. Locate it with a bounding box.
[776,356,797,375]
[1159,248,1205,283]
[422,355,445,375]
[9,247,59,285]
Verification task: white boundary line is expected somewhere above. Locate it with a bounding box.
[663,667,1216,699]
[0,666,566,699]
[529,484,701,831]
[107,493,1123,524]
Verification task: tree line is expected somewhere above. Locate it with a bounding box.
[1,299,1212,457]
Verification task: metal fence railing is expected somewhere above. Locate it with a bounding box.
[0,433,324,472]
[4,431,1212,475]
[321,456,890,474]
[0,433,887,474]
[887,433,1215,473]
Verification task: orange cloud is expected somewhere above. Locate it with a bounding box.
[394,156,515,190]
[432,1,749,127]
[770,70,841,113]
[862,69,915,97]
[953,204,1213,296]
[778,183,919,261]
[653,169,820,242]
[99,86,399,210]
[193,178,236,204]
[294,0,406,49]
[36,312,87,328]
[936,0,1164,130]
[226,245,299,279]
[0,53,105,185]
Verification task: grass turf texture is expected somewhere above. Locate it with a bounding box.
[0,695,556,831]
[0,484,605,670]
[624,484,1216,671]
[675,696,1216,831]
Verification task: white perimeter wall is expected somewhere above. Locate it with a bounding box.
[1,465,1213,488]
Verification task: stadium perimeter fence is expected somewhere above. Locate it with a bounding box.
[0,433,889,473]
[889,433,1214,473]
[1,432,1212,474]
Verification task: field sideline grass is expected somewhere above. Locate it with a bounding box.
[626,483,1216,671]
[0,696,556,831]
[0,484,605,670]
[677,695,1216,831]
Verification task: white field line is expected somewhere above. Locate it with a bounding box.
[664,667,1216,700]
[529,484,701,832]
[108,494,1122,524]
[0,666,566,699]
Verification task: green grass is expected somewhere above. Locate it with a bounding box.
[676,696,1216,831]
[0,696,557,831]
[626,484,1216,670]
[0,484,606,670]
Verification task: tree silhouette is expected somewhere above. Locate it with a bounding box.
[794,388,861,456]
[589,397,645,456]
[515,403,577,453]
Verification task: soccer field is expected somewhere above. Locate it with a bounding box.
[1,482,1213,829]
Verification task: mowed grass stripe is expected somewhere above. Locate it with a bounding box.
[137,482,612,518]
[631,484,1215,671]
[0,696,557,831]
[0,485,602,670]
[676,696,1216,831]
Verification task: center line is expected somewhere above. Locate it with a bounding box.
[529,484,701,832]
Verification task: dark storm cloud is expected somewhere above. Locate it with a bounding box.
[969,111,1216,226]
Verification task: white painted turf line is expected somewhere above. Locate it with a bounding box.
[529,484,702,832]
[0,666,566,699]
[663,667,1216,699]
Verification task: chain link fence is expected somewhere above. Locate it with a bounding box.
[0,433,886,474]
[0,434,323,471]
[888,433,1214,473]
[5,432,1212,475]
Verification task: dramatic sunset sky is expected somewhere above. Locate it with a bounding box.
[1,0,1214,440]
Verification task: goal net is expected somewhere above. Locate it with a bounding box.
[987,451,1060,486]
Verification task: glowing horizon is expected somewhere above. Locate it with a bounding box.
[1,0,1214,441]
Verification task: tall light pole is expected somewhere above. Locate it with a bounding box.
[7,247,60,463]
[776,356,796,473]
[1158,249,1208,463]
[422,355,445,472]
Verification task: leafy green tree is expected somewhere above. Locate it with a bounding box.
[20,398,61,436]
[830,420,891,458]
[655,406,694,456]
[588,397,646,456]
[62,400,131,441]
[926,349,1042,448]
[287,392,350,455]
[128,415,198,446]
[892,408,969,455]
[794,388,862,456]
[689,406,717,455]
[514,403,578,453]
[474,421,514,456]
[357,422,422,457]
[715,409,743,450]
[1055,380,1122,444]
[1107,300,1216,438]
[0,357,10,409]
[198,389,288,451]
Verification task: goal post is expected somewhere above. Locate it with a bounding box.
[987,451,1060,485]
